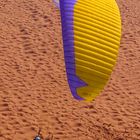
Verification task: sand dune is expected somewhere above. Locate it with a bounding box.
[0,0,140,139]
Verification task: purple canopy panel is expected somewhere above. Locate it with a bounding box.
[60,0,87,100]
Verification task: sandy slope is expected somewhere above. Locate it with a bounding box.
[0,0,140,139]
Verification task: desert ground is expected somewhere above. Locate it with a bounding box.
[0,0,140,140]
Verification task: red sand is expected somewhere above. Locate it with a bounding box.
[0,0,140,140]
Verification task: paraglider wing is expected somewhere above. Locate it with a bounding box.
[58,0,121,101]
